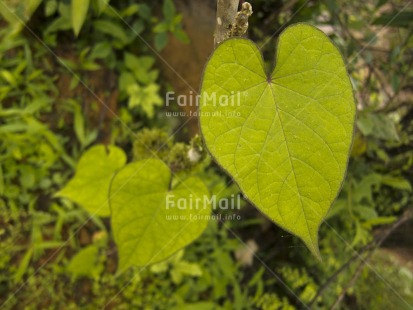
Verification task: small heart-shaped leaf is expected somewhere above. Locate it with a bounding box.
[110,159,211,271]
[56,145,126,217]
[200,24,355,257]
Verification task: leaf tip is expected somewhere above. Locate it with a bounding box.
[301,231,322,261]
[310,244,322,261]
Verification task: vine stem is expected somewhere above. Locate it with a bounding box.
[214,0,239,47]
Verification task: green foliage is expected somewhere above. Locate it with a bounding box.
[150,250,203,285]
[1,0,413,309]
[120,52,163,118]
[0,30,71,217]
[133,128,172,161]
[127,83,163,118]
[357,112,399,141]
[132,128,202,173]
[153,0,190,51]
[255,294,294,310]
[352,255,413,309]
[277,267,317,303]
[0,0,42,34]
[200,24,355,257]
[0,0,190,133]
[167,143,191,172]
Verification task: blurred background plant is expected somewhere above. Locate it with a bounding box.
[0,0,412,309]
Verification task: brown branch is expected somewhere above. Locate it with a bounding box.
[214,0,239,47]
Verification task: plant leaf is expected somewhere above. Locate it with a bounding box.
[72,0,90,36]
[200,24,355,257]
[56,145,126,216]
[26,0,43,20]
[14,248,33,283]
[67,245,103,279]
[154,32,169,51]
[110,159,211,271]
[93,0,110,15]
[163,0,176,21]
[93,19,130,46]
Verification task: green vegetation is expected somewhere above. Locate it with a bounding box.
[0,0,412,309]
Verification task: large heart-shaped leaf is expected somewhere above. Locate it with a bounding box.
[110,159,211,271]
[56,145,126,217]
[200,24,355,257]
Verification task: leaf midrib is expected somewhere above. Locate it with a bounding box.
[268,84,316,252]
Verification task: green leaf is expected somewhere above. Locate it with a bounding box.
[153,22,169,33]
[119,71,135,93]
[381,176,412,192]
[120,4,139,17]
[131,20,144,35]
[93,20,130,46]
[110,159,211,271]
[124,53,156,84]
[372,11,413,28]
[174,28,190,44]
[26,0,43,19]
[67,245,103,278]
[173,261,202,277]
[90,42,112,59]
[0,0,44,27]
[45,0,58,17]
[352,220,370,246]
[45,15,72,34]
[127,83,163,118]
[357,113,399,141]
[14,248,33,283]
[354,205,378,221]
[0,70,17,86]
[73,105,85,146]
[200,24,355,257]
[163,0,176,21]
[72,0,90,36]
[353,173,382,203]
[363,216,396,229]
[138,4,151,20]
[56,145,126,216]
[93,0,110,15]
[154,32,168,51]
